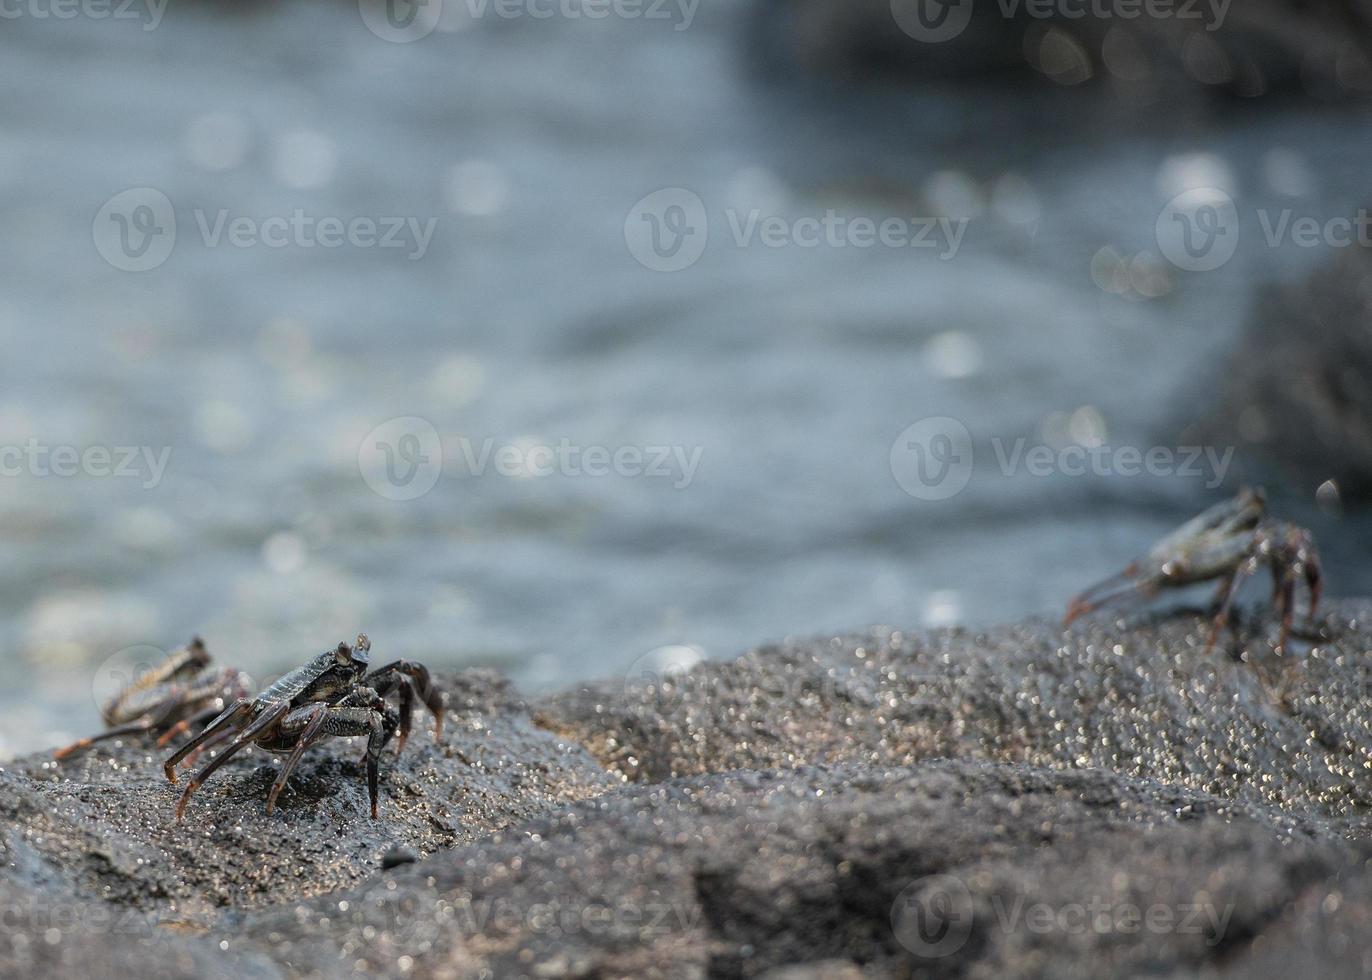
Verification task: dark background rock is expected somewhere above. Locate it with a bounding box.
[747,0,1372,99]
[1210,246,1372,504]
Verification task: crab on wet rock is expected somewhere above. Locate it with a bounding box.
[163,634,444,820]
[54,637,248,760]
[1065,488,1322,654]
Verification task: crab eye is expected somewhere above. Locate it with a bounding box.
[334,641,353,665]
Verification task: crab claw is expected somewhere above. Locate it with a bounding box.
[1064,563,1146,626]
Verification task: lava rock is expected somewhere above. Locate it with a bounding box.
[537,599,1372,823]
[0,669,617,920]
[4,610,1372,977]
[381,846,419,871]
[1211,246,1372,503]
[748,0,1372,99]
[213,761,1360,978]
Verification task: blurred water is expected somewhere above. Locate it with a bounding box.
[0,1,1369,754]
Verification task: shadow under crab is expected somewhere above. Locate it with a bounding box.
[163,634,445,820]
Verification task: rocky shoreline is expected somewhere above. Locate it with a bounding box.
[2,602,1371,977]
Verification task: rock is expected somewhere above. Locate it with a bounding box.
[1211,246,1372,503]
[746,0,1372,99]
[381,846,419,871]
[207,762,1358,978]
[3,609,1372,976]
[0,669,616,920]
[536,599,1372,822]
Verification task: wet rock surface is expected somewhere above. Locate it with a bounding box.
[2,607,1371,977]
[538,599,1372,824]
[0,669,616,919]
[212,762,1365,978]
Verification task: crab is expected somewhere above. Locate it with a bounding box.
[1064,487,1322,654]
[54,637,248,760]
[162,634,444,820]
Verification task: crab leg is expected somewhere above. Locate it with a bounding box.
[1305,553,1323,621]
[1064,564,1157,625]
[163,699,253,782]
[1203,554,1260,654]
[55,710,168,759]
[54,686,199,759]
[265,704,331,815]
[1275,570,1298,653]
[366,660,444,743]
[302,705,393,818]
[174,700,290,821]
[181,724,243,770]
[156,699,231,748]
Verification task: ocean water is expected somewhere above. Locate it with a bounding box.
[0,1,1368,755]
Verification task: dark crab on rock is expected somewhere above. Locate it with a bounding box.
[163,634,444,820]
[1065,488,1323,654]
